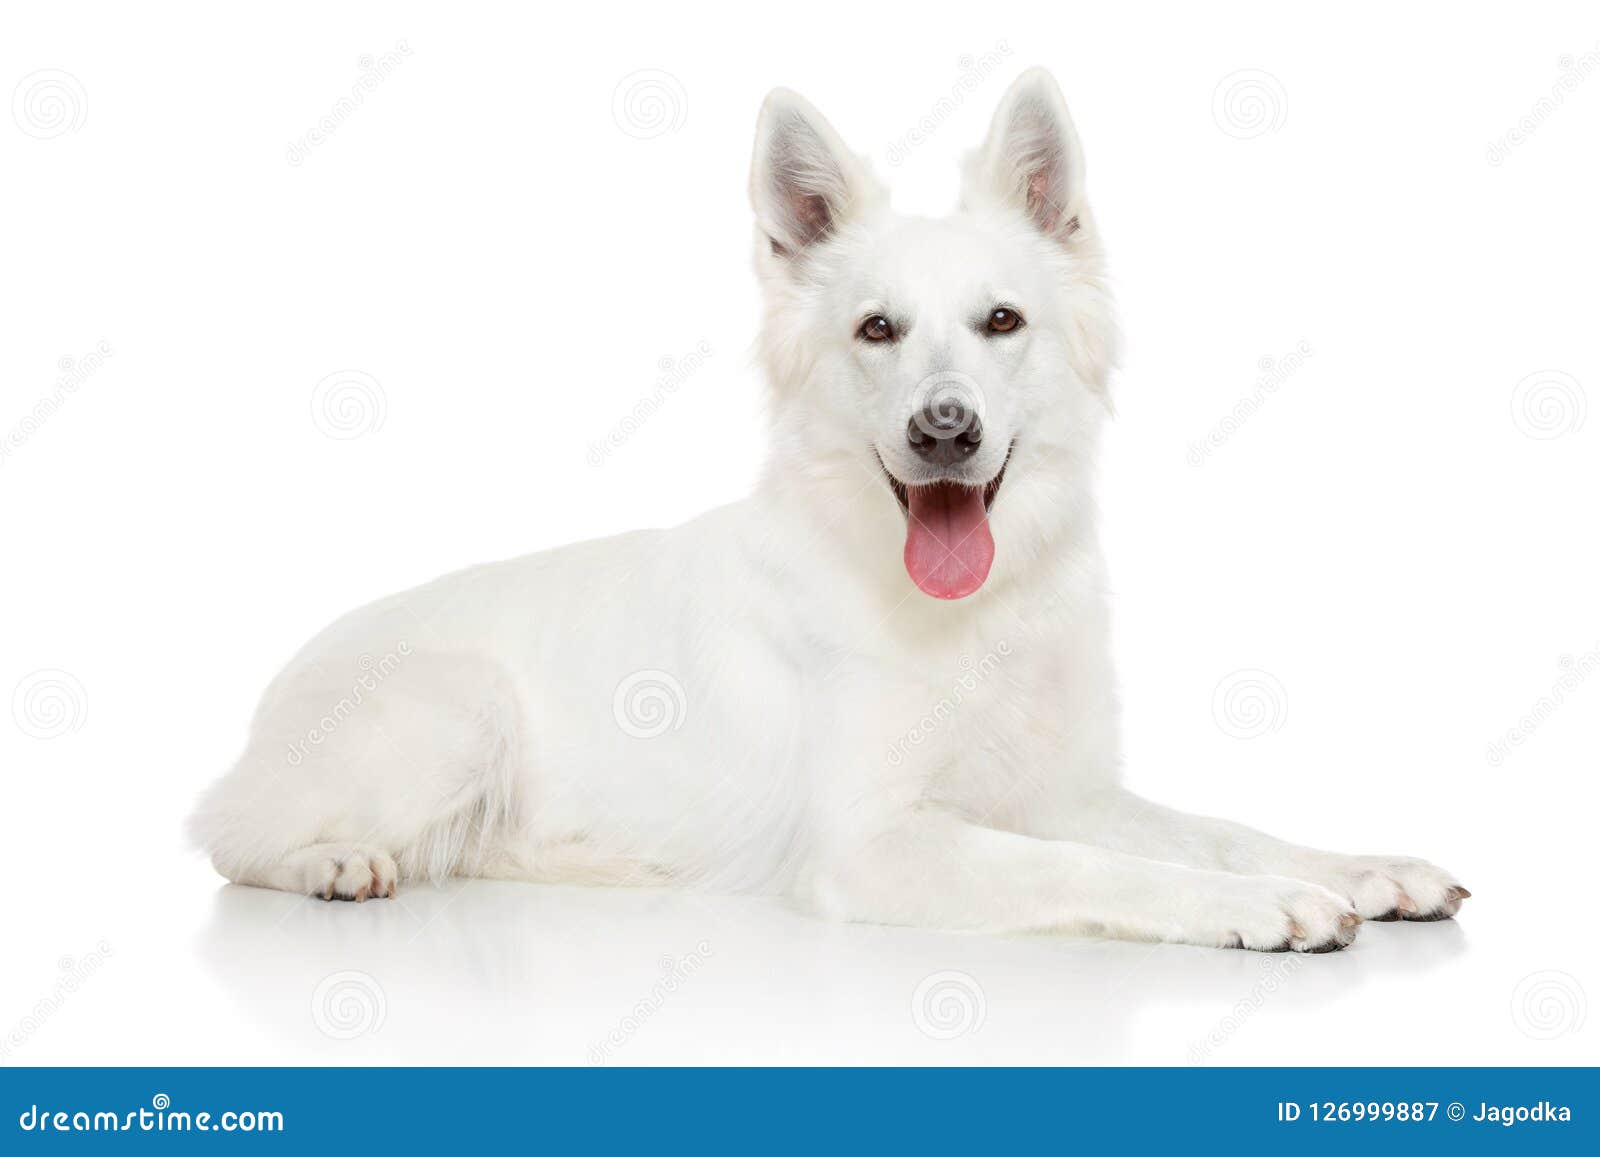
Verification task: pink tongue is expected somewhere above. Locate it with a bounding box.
[903,483,994,599]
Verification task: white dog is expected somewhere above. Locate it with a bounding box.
[191,69,1467,951]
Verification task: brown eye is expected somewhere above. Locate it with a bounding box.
[859,315,894,342]
[987,307,1023,334]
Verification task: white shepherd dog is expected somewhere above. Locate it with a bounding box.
[192,70,1467,951]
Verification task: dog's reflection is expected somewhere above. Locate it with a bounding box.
[198,880,1467,1064]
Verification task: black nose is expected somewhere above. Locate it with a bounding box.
[907,395,982,465]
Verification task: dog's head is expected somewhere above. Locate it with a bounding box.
[749,68,1116,601]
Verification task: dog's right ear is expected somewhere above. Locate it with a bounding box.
[750,89,882,262]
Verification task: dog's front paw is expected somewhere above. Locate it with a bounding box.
[1206,875,1363,953]
[1296,854,1469,922]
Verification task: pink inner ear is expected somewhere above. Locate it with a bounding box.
[789,190,832,249]
[1026,169,1062,234]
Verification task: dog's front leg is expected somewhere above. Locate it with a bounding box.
[1048,788,1469,923]
[804,811,1361,952]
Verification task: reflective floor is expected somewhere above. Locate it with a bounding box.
[8,868,1587,1067]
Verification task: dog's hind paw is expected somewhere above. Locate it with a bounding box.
[287,844,399,902]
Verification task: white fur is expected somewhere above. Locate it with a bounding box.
[190,70,1466,950]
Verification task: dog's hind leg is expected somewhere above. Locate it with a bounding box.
[189,651,524,900]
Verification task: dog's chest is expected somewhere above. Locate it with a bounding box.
[893,632,1060,755]
[889,621,1115,818]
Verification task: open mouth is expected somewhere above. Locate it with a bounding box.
[881,445,1011,601]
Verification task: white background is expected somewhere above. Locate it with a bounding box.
[3,1,1597,1065]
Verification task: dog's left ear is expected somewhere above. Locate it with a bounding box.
[968,69,1117,398]
[964,68,1087,243]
